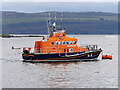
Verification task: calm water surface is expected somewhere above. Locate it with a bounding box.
[0,37,2,89]
[2,35,118,88]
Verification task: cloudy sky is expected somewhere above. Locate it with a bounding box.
[2,0,119,2]
[2,0,118,13]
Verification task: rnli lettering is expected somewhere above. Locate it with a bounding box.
[67,45,76,47]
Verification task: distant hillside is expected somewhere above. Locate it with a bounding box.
[2,11,118,34]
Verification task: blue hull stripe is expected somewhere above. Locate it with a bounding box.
[22,50,102,62]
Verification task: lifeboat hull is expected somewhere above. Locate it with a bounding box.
[22,50,102,62]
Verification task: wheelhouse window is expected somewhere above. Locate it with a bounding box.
[66,41,69,45]
[63,41,65,45]
[73,41,77,44]
[63,34,65,36]
[51,42,54,45]
[70,41,72,44]
[59,41,62,45]
[56,41,58,45]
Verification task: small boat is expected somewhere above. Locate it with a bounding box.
[102,55,112,59]
[22,13,102,62]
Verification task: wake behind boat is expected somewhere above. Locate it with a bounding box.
[22,12,102,62]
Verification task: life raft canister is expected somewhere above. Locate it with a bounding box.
[102,55,112,59]
[23,47,31,52]
[28,47,31,52]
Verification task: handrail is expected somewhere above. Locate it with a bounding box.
[24,44,98,54]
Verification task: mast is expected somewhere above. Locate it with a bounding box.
[47,12,51,35]
[60,11,63,29]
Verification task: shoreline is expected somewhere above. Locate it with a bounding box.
[0,34,118,38]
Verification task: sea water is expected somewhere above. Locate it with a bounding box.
[1,35,118,88]
[0,37,2,89]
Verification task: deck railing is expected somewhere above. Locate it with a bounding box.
[24,44,99,54]
[79,44,98,51]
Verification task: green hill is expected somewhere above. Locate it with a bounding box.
[2,11,118,34]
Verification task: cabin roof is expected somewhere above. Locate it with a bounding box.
[48,36,78,41]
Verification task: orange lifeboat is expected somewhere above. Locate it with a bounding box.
[22,13,102,62]
[102,55,112,59]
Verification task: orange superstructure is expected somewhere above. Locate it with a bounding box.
[34,30,85,54]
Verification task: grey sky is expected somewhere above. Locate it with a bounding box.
[2,0,119,2]
[2,2,118,13]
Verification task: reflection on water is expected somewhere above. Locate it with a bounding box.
[2,35,118,88]
[34,62,80,88]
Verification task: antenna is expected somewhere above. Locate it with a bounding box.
[48,12,51,34]
[47,12,51,35]
[54,11,56,22]
[60,11,63,29]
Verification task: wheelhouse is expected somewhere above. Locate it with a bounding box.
[34,30,80,54]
